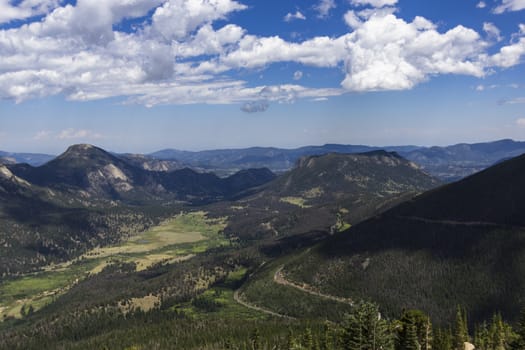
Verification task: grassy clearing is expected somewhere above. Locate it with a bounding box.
[0,211,227,321]
[280,197,311,208]
[85,211,225,260]
[0,259,101,320]
[302,187,324,199]
[119,294,161,314]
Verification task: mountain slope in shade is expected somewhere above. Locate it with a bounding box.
[217,151,440,241]
[7,144,276,204]
[389,151,525,226]
[0,163,126,276]
[284,152,525,325]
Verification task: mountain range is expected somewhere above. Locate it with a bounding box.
[2,140,525,348]
[4,138,525,181]
[150,139,525,181]
[6,144,276,205]
[0,144,275,277]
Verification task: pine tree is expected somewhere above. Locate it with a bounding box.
[250,327,260,350]
[342,301,394,350]
[421,316,433,350]
[433,328,452,350]
[398,309,432,350]
[286,327,296,350]
[454,306,469,350]
[398,321,420,350]
[511,307,525,350]
[491,313,505,350]
[474,322,489,350]
[303,327,314,350]
[224,336,234,349]
[320,322,332,350]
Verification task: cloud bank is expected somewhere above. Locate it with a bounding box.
[494,0,525,13]
[0,0,523,106]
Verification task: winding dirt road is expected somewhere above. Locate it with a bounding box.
[396,215,513,228]
[273,266,353,305]
[233,289,295,319]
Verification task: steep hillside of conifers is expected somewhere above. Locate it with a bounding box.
[284,153,525,324]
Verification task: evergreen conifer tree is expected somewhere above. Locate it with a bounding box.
[398,321,420,350]
[286,327,296,350]
[474,322,489,350]
[433,328,452,350]
[510,307,525,350]
[398,309,432,350]
[342,301,394,350]
[491,313,506,350]
[320,322,332,350]
[303,327,314,350]
[454,306,469,350]
[251,327,260,350]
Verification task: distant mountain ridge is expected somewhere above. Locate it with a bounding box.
[404,138,525,181]
[149,139,525,181]
[149,144,419,174]
[7,144,277,205]
[4,139,525,181]
[0,151,54,166]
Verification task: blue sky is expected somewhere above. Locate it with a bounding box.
[0,0,524,154]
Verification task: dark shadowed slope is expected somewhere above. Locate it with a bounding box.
[285,152,525,325]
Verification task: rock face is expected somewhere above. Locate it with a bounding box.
[0,165,13,179]
[464,342,475,350]
[117,153,182,172]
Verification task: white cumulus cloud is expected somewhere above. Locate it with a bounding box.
[489,37,525,68]
[0,0,523,106]
[150,0,246,41]
[284,11,306,22]
[516,118,525,127]
[314,0,336,18]
[293,70,303,80]
[0,0,62,24]
[477,1,487,8]
[494,0,525,13]
[58,129,103,140]
[483,22,503,41]
[341,13,487,91]
[350,0,398,8]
